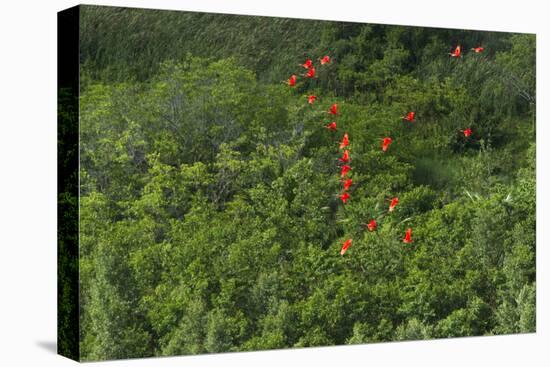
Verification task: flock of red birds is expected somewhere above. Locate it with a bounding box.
[286,45,482,256]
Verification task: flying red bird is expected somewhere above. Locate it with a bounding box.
[403,228,413,243]
[288,74,297,87]
[341,165,352,178]
[339,150,350,163]
[340,192,351,204]
[471,46,484,53]
[403,111,415,122]
[382,137,392,152]
[302,58,313,69]
[325,122,337,131]
[389,197,399,212]
[367,219,377,232]
[328,103,338,115]
[463,128,472,137]
[320,55,331,65]
[339,133,349,149]
[305,67,316,78]
[308,95,317,105]
[449,45,461,58]
[340,239,352,255]
[343,178,353,191]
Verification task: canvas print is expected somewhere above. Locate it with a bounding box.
[58,5,536,362]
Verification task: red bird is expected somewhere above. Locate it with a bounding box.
[340,192,351,204]
[339,133,349,149]
[449,45,461,58]
[471,46,484,53]
[463,128,472,137]
[343,178,353,191]
[382,137,392,152]
[339,150,350,163]
[288,74,297,87]
[367,219,377,232]
[389,197,399,212]
[305,67,316,78]
[403,228,413,243]
[320,55,331,65]
[340,239,352,255]
[302,58,313,69]
[341,165,352,178]
[328,103,338,115]
[308,95,317,105]
[403,111,415,122]
[325,122,337,131]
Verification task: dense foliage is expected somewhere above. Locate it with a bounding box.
[77,6,535,361]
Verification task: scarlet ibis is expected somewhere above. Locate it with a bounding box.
[328,103,338,115]
[325,122,337,131]
[343,178,353,191]
[463,128,472,137]
[403,228,413,243]
[471,46,484,53]
[320,55,331,65]
[339,150,350,163]
[308,95,317,104]
[449,45,461,58]
[288,75,297,87]
[340,239,352,255]
[339,133,349,149]
[367,219,377,232]
[341,165,352,178]
[302,58,313,69]
[340,192,351,204]
[305,67,316,78]
[403,111,415,122]
[382,137,392,152]
[389,197,399,212]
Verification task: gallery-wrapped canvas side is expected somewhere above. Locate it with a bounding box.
[57,5,80,362]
